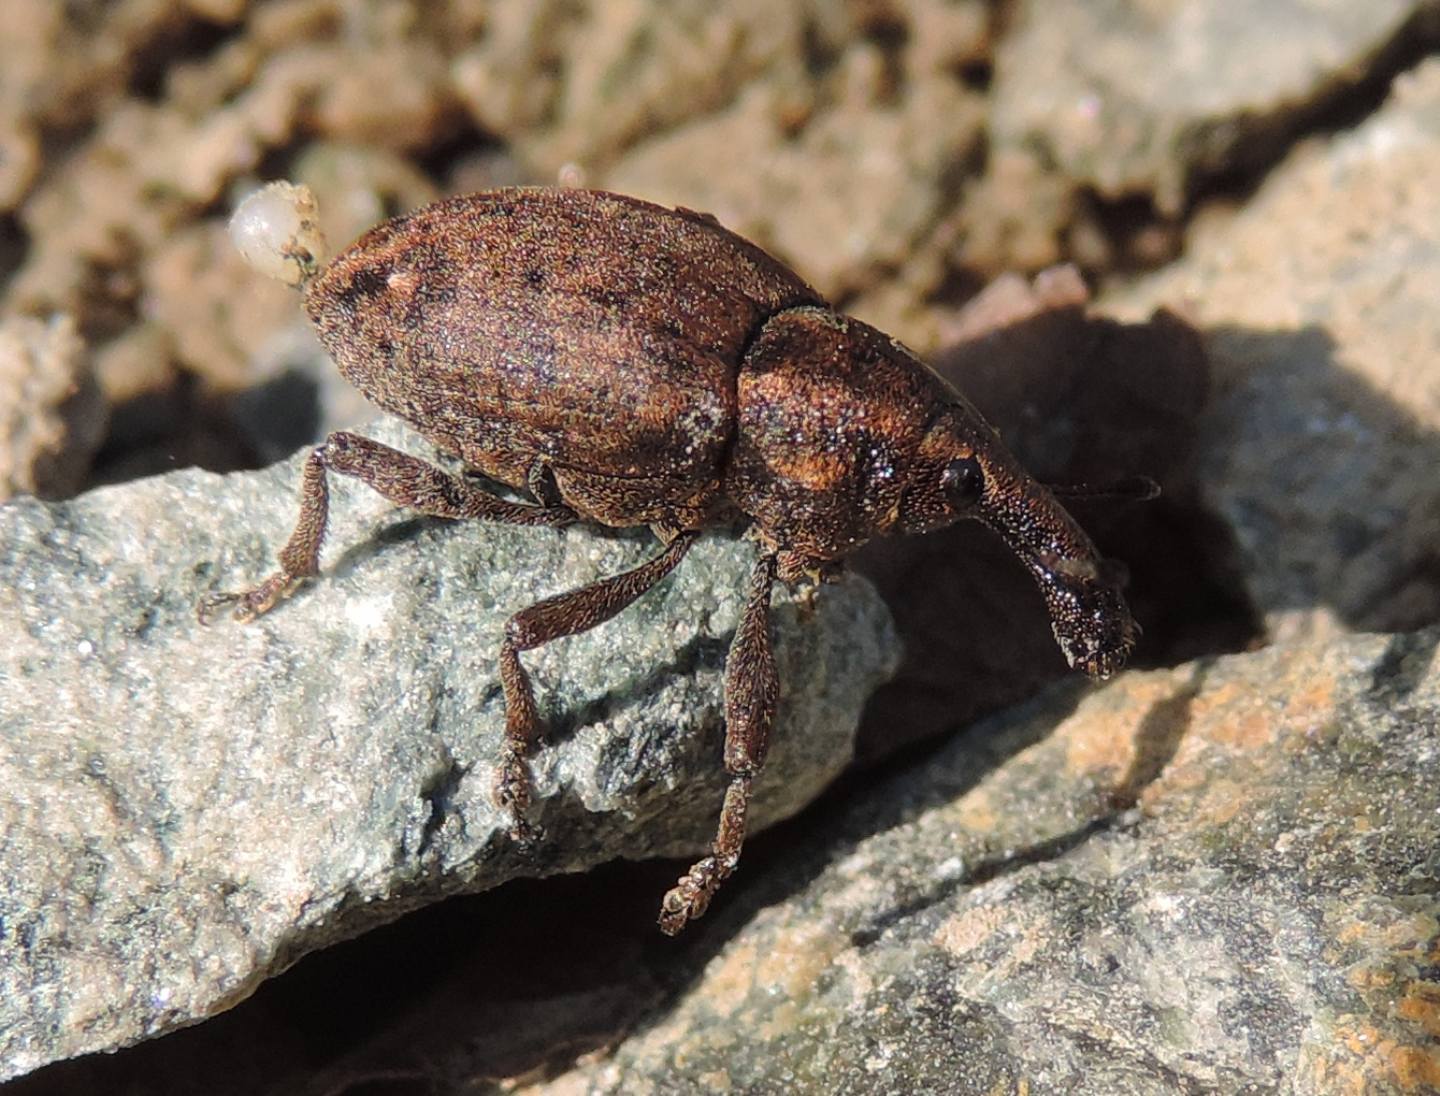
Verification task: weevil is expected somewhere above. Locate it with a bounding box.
[202,185,1142,935]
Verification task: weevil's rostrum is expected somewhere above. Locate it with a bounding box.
[205,187,1139,935]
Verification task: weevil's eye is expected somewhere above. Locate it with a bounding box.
[942,456,985,510]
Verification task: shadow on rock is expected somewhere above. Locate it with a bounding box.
[1197,323,1440,636]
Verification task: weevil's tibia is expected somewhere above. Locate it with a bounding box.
[659,550,778,934]
[197,430,576,623]
[494,531,700,840]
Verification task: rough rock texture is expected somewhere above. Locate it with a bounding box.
[598,16,986,307]
[537,629,1440,1095]
[0,417,897,1080]
[3,1,480,482]
[0,313,106,500]
[963,0,1440,271]
[996,0,1429,211]
[0,0,235,211]
[1111,57,1440,640]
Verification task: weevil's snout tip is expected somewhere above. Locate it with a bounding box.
[1058,624,1135,680]
[1041,556,1139,680]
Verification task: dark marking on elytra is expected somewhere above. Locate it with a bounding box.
[333,265,389,316]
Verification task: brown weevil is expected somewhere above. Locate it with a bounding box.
[203,184,1142,935]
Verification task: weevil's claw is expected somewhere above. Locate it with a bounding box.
[506,814,545,846]
[658,854,733,936]
[1056,611,1138,681]
[493,750,532,812]
[494,748,542,843]
[196,591,239,625]
[197,572,303,624]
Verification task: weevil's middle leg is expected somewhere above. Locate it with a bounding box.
[495,530,700,838]
[198,430,576,623]
[659,551,778,935]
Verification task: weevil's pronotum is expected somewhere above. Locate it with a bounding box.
[203,183,1143,935]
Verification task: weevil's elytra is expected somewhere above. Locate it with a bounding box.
[308,191,822,533]
[204,185,1142,935]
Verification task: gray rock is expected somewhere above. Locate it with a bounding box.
[0,312,106,501]
[992,0,1434,213]
[541,628,1440,1095]
[0,417,898,1081]
[1110,57,1440,638]
[959,0,1440,276]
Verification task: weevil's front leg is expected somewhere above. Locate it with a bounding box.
[659,551,778,935]
[199,430,576,623]
[495,530,700,838]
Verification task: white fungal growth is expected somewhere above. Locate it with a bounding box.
[228,181,327,287]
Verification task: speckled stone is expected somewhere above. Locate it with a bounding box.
[539,628,1440,1095]
[992,0,1430,212]
[0,416,898,1081]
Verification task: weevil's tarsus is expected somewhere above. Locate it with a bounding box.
[660,551,777,935]
[660,774,754,935]
[197,572,307,625]
[525,459,564,509]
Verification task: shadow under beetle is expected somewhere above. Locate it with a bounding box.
[202,187,1142,935]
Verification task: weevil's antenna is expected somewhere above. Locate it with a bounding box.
[228,181,328,290]
[1046,476,1161,503]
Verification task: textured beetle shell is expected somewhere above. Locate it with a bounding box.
[304,189,822,529]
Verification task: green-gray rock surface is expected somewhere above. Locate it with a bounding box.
[0,418,897,1080]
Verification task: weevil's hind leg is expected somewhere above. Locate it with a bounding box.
[495,530,700,839]
[659,551,778,935]
[198,430,577,623]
